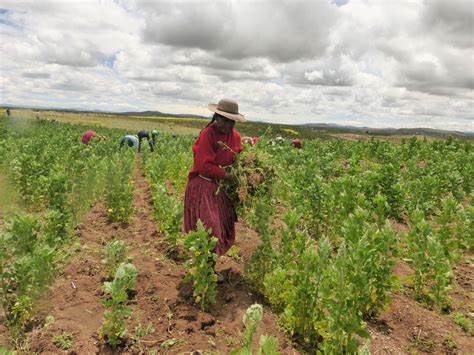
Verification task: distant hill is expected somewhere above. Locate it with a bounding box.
[304,123,474,138]
[118,110,208,120]
[2,104,472,139]
[116,113,474,138]
[1,105,208,120]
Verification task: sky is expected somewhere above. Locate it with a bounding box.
[0,0,473,132]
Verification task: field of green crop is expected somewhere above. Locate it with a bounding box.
[0,114,472,353]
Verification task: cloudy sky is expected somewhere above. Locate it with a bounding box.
[1,0,473,131]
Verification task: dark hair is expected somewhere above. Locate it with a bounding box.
[204,113,224,129]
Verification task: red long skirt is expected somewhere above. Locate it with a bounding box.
[183,176,237,256]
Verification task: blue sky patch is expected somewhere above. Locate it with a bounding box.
[104,53,118,69]
[333,0,350,7]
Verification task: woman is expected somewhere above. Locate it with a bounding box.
[184,98,245,278]
[241,136,254,146]
[291,138,303,149]
[81,130,106,145]
[119,134,139,149]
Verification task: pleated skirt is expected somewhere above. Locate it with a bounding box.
[184,176,237,256]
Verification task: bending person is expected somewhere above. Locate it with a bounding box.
[291,138,303,149]
[137,130,155,152]
[81,130,106,145]
[120,134,139,149]
[183,98,246,282]
[151,129,159,145]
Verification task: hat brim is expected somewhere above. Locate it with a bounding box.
[208,103,246,123]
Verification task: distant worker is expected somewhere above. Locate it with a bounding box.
[291,138,303,149]
[120,135,139,149]
[241,136,254,146]
[171,133,177,138]
[137,130,155,152]
[151,129,160,144]
[275,134,285,144]
[241,136,260,146]
[5,107,10,116]
[81,130,106,145]
[35,111,40,120]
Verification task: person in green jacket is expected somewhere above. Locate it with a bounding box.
[151,129,159,145]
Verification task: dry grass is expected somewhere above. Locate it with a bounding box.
[329,133,442,142]
[10,109,204,135]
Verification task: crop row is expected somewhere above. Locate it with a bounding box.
[0,117,133,348]
[1,116,472,353]
[142,130,473,352]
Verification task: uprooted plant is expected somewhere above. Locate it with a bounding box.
[218,147,275,208]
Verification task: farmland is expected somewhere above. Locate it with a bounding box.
[7,108,449,142]
[0,112,473,354]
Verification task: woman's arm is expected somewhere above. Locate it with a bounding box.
[194,129,228,179]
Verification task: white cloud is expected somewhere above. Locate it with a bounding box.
[421,0,474,49]
[0,0,473,131]
[139,0,337,62]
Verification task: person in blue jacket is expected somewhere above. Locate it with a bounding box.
[120,135,139,149]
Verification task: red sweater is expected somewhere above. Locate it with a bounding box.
[188,124,243,180]
[291,138,302,149]
[81,130,97,145]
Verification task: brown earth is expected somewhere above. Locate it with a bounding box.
[451,252,474,313]
[2,158,472,354]
[369,253,474,354]
[23,159,297,354]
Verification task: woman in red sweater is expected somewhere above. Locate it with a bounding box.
[184,98,245,277]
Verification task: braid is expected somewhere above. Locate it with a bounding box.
[198,113,224,137]
[203,113,219,129]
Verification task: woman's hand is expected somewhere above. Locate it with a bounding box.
[223,173,238,184]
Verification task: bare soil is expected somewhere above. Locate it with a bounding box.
[2,160,472,354]
[369,252,474,354]
[24,160,297,354]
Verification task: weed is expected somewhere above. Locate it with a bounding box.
[9,295,33,343]
[224,335,241,348]
[408,331,436,353]
[53,331,74,350]
[43,315,55,329]
[442,334,457,353]
[227,245,242,262]
[134,322,155,338]
[358,342,371,355]
[452,312,473,334]
[160,338,183,349]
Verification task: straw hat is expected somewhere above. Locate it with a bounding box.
[208,98,246,122]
